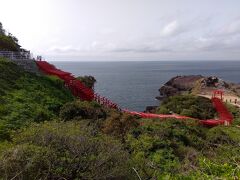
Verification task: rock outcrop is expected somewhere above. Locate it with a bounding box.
[158,75,203,97]
[158,75,240,98]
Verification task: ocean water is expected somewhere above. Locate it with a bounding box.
[50,61,240,111]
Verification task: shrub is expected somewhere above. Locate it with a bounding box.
[206,126,240,146]
[0,22,20,51]
[126,119,207,179]
[60,100,106,121]
[198,158,240,178]
[157,106,170,114]
[77,76,96,89]
[102,111,140,141]
[0,121,131,179]
[0,34,19,51]
[225,103,240,125]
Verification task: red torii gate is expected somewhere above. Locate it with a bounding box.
[35,60,233,127]
[212,90,224,100]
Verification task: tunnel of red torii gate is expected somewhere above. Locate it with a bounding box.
[35,60,234,127]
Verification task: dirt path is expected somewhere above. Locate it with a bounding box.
[198,93,240,108]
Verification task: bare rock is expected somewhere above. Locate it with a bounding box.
[159,75,240,97]
[159,75,203,97]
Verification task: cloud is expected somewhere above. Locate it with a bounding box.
[43,17,240,60]
[47,45,81,54]
[112,46,171,53]
[160,21,179,37]
[217,18,240,37]
[192,18,240,52]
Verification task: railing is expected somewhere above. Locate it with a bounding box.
[36,61,121,110]
[35,60,233,127]
[94,93,120,110]
[0,50,32,60]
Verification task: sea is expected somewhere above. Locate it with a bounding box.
[50,61,240,111]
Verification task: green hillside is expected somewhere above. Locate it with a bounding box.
[0,56,240,179]
[0,57,74,140]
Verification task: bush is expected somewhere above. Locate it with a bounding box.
[206,126,240,146]
[0,34,19,51]
[198,158,240,178]
[102,111,140,141]
[0,22,20,51]
[126,119,207,179]
[225,103,240,125]
[0,121,131,179]
[77,76,96,89]
[60,100,106,121]
[157,106,170,114]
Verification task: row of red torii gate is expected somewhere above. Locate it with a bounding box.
[36,61,233,127]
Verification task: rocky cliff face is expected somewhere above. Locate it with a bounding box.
[158,75,203,97]
[158,75,240,98]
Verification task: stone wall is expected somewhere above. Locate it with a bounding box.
[11,59,40,74]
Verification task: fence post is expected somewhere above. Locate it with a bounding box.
[11,52,14,59]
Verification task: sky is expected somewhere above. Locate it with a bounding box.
[1,0,240,61]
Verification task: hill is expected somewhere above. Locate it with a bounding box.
[0,57,74,140]
[0,56,240,178]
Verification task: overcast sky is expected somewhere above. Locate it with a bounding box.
[1,0,240,61]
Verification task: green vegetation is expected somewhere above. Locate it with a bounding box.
[77,75,96,89]
[59,100,139,142]
[0,121,131,179]
[126,119,240,179]
[0,52,240,178]
[0,57,74,140]
[226,103,240,125]
[1,116,240,179]
[0,22,20,51]
[157,95,216,119]
[60,100,106,121]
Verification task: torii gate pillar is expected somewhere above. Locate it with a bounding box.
[212,90,224,100]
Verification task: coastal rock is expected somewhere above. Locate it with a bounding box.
[145,106,158,113]
[159,75,203,97]
[158,75,240,97]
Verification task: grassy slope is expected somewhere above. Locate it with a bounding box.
[0,57,74,140]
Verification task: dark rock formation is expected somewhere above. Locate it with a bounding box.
[200,76,229,89]
[144,106,158,113]
[158,75,240,98]
[159,75,203,97]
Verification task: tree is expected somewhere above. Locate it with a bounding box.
[77,76,96,89]
[0,22,5,35]
[0,22,20,51]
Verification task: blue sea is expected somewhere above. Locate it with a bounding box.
[50,61,240,111]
